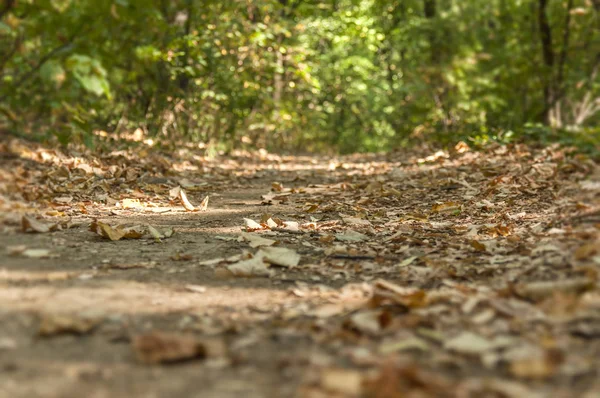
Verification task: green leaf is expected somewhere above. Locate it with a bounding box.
[0,22,12,35]
[66,55,111,99]
[40,61,66,87]
[50,0,72,13]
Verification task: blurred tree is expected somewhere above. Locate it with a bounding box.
[0,0,598,152]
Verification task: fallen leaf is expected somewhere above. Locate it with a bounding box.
[21,216,55,233]
[509,349,564,379]
[272,181,284,192]
[336,230,368,242]
[444,332,495,355]
[320,368,363,396]
[38,313,102,337]
[198,195,209,211]
[379,337,430,354]
[171,253,193,261]
[6,245,27,256]
[169,186,181,198]
[179,188,197,212]
[371,280,427,308]
[513,278,594,301]
[0,337,17,350]
[238,232,276,248]
[470,240,487,252]
[342,217,371,226]
[431,201,461,213]
[53,196,73,204]
[257,246,301,268]
[396,256,418,268]
[574,241,599,260]
[132,332,207,364]
[147,224,163,241]
[89,220,145,241]
[199,257,226,266]
[22,248,54,258]
[226,256,272,277]
[348,310,383,335]
[244,218,265,232]
[122,198,143,209]
[184,285,207,293]
[89,220,125,241]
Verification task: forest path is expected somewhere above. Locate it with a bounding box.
[1,139,599,397]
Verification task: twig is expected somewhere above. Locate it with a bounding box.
[329,254,376,260]
[271,227,306,235]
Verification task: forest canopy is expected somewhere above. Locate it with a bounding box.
[0,0,598,152]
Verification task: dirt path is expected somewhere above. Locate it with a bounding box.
[1,140,600,397]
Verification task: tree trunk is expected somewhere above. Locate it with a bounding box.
[537,0,554,124]
[424,0,439,64]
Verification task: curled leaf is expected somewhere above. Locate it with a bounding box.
[179,188,197,212]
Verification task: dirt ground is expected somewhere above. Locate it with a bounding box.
[1,138,599,398]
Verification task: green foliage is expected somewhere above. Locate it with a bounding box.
[1,0,598,152]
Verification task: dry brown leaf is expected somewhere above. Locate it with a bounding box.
[509,349,564,379]
[90,220,125,240]
[184,285,207,293]
[21,215,56,233]
[169,186,181,198]
[89,220,145,241]
[336,230,368,242]
[379,337,430,354]
[38,313,102,337]
[444,332,495,355]
[121,225,146,239]
[198,195,209,211]
[470,240,487,252]
[132,332,207,364]
[244,218,265,232]
[226,256,271,277]
[22,248,55,258]
[238,232,276,248]
[347,311,383,335]
[371,280,427,308]
[171,253,193,261]
[319,234,335,244]
[122,198,143,209]
[257,246,300,268]
[342,216,371,226]
[179,188,197,212]
[574,241,599,260]
[513,278,595,301]
[53,196,73,204]
[305,203,320,213]
[431,201,461,213]
[147,224,163,240]
[272,181,284,192]
[320,368,363,396]
[6,245,27,256]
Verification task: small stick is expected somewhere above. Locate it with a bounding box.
[271,227,306,235]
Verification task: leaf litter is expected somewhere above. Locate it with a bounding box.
[0,137,599,397]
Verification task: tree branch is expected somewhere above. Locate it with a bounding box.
[537,0,554,68]
[556,0,574,96]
